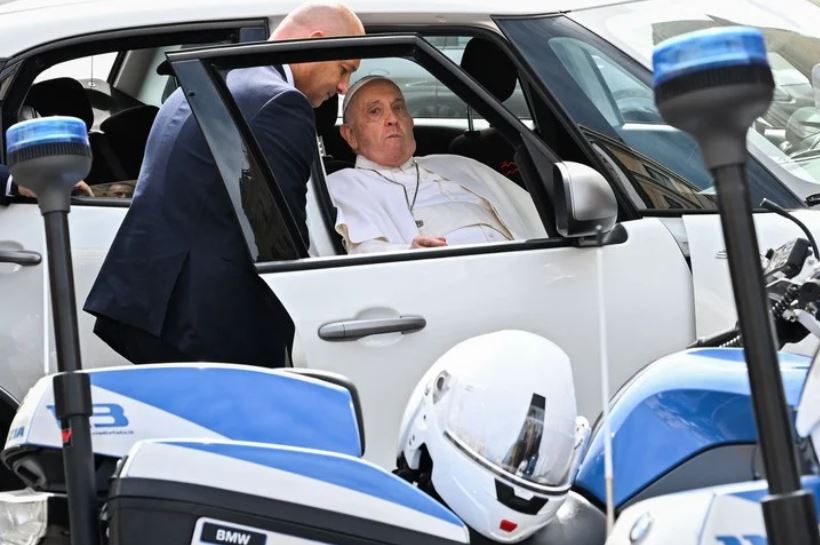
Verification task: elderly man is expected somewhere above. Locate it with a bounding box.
[85,3,365,366]
[327,75,542,254]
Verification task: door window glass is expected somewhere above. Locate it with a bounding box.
[348,36,531,122]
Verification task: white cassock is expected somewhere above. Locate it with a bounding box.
[327,155,546,254]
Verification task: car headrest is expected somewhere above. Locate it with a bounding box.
[314,93,339,140]
[460,38,517,103]
[100,105,159,137]
[786,107,820,149]
[813,63,820,107]
[24,77,94,131]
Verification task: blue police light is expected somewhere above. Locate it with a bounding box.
[651,27,773,170]
[6,116,89,165]
[652,26,769,87]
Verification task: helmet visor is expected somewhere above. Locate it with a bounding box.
[439,374,574,494]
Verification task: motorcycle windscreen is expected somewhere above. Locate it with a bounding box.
[5,363,364,459]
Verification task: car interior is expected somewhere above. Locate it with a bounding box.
[4,28,600,258]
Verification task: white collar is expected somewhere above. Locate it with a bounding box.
[282,64,294,87]
[355,155,416,172]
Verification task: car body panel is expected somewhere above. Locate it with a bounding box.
[685,211,820,350]
[265,217,694,467]
[0,201,128,402]
[0,0,626,60]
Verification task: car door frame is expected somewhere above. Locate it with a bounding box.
[166,32,626,265]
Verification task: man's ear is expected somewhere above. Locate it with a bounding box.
[340,123,357,152]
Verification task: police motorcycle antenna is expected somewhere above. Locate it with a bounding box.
[593,224,615,536]
[5,116,99,545]
[653,27,820,545]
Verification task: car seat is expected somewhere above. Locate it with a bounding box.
[448,38,522,185]
[784,63,820,157]
[98,104,159,181]
[309,94,348,254]
[23,77,123,184]
[24,77,94,130]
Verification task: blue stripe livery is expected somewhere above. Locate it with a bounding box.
[575,349,810,507]
[170,441,466,528]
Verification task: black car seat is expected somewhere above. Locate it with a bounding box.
[24,77,118,184]
[448,38,522,184]
[98,105,159,181]
[24,77,95,130]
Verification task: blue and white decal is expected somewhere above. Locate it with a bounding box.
[5,364,362,458]
[121,440,469,543]
[575,349,810,507]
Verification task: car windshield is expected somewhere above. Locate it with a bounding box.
[569,0,820,198]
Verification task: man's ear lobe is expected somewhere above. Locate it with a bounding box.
[340,124,357,151]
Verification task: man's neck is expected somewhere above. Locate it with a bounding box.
[355,155,415,171]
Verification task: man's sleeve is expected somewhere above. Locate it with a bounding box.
[251,90,316,246]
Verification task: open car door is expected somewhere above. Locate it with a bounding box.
[168,34,695,468]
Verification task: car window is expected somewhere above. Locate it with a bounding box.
[34,53,118,84]
[7,25,263,203]
[168,39,556,262]
[498,15,803,212]
[349,36,531,123]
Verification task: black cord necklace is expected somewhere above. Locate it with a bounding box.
[364,160,423,227]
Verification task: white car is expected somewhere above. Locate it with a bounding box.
[2,0,820,475]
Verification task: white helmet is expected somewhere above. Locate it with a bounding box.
[396,330,589,543]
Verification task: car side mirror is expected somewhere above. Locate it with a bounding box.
[553,161,618,238]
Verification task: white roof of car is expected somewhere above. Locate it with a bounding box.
[0,0,629,59]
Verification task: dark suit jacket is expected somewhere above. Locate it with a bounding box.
[84,66,315,366]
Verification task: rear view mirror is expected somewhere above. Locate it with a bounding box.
[553,162,617,238]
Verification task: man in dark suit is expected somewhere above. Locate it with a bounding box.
[84,3,364,366]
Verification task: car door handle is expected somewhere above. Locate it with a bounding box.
[0,250,41,266]
[318,315,427,341]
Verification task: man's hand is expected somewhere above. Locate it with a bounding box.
[410,235,447,249]
[18,180,94,198]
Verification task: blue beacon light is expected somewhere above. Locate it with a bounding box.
[6,115,88,157]
[5,116,91,213]
[652,26,769,87]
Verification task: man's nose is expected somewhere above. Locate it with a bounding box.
[385,109,398,125]
[337,75,352,95]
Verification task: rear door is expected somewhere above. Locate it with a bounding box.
[0,19,271,400]
[170,34,694,468]
[0,199,47,401]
